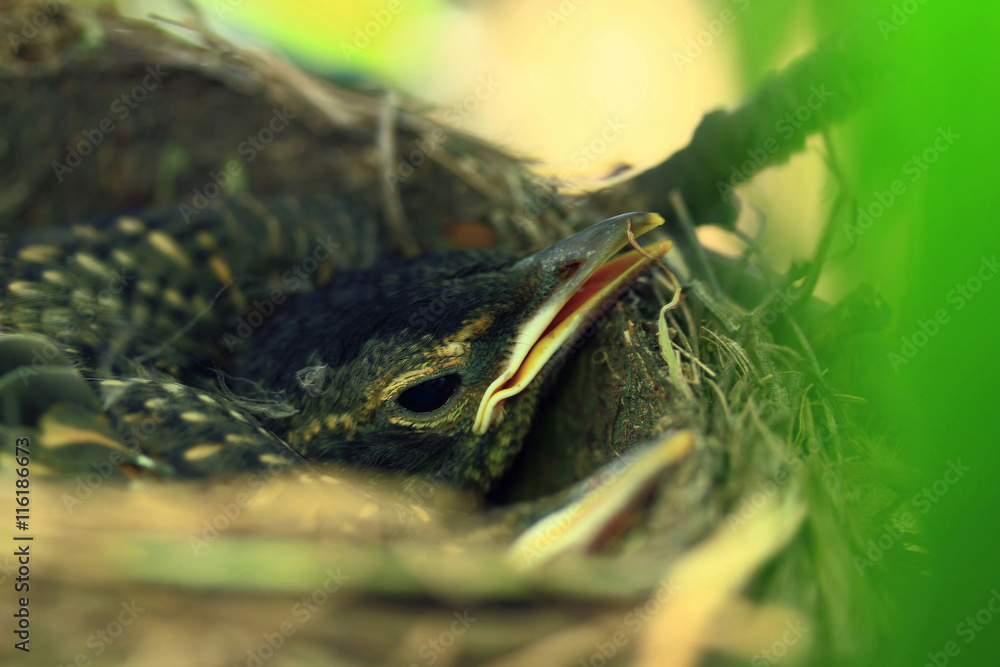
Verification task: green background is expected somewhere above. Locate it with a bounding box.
[741,2,1000,664]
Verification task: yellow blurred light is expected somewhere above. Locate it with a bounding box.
[423,0,740,183]
[191,0,442,80]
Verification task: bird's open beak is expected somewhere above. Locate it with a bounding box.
[472,212,671,435]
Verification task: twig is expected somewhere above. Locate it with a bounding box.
[790,136,847,313]
[671,341,717,378]
[592,24,888,233]
[669,189,722,296]
[378,91,420,256]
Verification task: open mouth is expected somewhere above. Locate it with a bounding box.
[472,212,671,435]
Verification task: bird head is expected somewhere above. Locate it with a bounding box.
[237,212,671,493]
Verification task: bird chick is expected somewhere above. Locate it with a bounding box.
[233,213,671,493]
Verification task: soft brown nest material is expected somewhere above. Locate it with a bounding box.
[0,2,891,666]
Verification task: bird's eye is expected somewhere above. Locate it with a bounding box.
[397,374,462,413]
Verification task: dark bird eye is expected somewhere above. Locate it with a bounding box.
[397,374,462,413]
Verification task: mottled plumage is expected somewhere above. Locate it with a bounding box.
[1,196,668,492]
[1,195,383,476]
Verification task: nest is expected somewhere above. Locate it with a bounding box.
[0,2,895,666]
